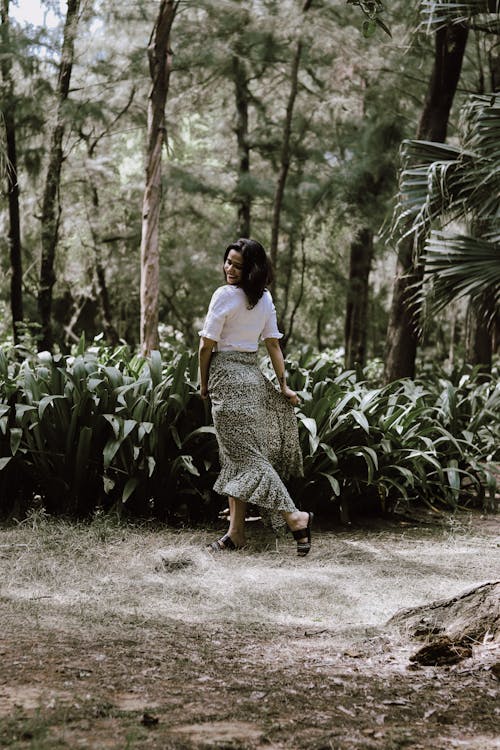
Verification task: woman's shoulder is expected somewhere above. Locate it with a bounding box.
[210,284,243,306]
[212,284,234,299]
[261,288,275,307]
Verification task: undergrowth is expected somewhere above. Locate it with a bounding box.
[0,338,498,522]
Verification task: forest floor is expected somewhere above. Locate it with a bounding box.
[0,510,499,750]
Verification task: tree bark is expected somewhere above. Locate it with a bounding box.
[1,0,23,344]
[388,581,500,645]
[232,49,251,238]
[384,23,469,382]
[140,0,178,357]
[465,301,492,375]
[345,227,373,370]
[38,0,81,351]
[87,183,120,347]
[269,0,312,292]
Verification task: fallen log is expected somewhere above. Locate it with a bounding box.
[388,581,500,665]
[388,581,500,643]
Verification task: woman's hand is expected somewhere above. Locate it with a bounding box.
[281,385,300,406]
[200,385,210,400]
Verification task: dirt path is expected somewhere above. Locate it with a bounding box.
[0,513,499,749]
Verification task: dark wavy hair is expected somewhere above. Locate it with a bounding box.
[223,238,273,308]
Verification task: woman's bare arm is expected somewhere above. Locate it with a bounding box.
[264,338,299,406]
[198,336,216,399]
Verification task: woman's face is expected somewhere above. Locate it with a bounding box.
[224,249,243,285]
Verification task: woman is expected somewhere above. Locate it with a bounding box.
[198,238,313,556]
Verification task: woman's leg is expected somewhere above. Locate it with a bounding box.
[282,509,310,543]
[283,509,313,556]
[227,496,247,547]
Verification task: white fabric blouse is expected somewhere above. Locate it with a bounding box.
[199,285,283,351]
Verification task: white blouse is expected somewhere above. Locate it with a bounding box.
[199,285,283,351]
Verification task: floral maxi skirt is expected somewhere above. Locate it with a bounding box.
[208,351,303,530]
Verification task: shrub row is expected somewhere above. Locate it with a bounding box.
[0,341,498,522]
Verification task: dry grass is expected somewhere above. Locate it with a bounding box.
[1,512,499,634]
[1,512,499,749]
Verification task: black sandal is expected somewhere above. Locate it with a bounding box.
[207,534,237,552]
[291,512,314,557]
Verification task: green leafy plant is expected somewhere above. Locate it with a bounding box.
[1,341,497,522]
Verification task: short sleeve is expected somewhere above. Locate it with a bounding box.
[198,287,228,341]
[260,294,283,340]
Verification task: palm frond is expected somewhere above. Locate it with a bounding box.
[392,94,500,260]
[419,0,500,32]
[419,232,500,325]
[392,140,466,258]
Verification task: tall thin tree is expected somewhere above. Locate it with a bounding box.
[232,43,251,238]
[269,0,313,292]
[140,0,178,356]
[345,227,373,369]
[38,0,81,351]
[1,0,23,344]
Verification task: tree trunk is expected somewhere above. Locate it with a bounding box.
[384,23,469,382]
[140,0,177,356]
[232,49,251,238]
[281,153,306,339]
[38,0,81,351]
[269,0,312,291]
[466,301,492,376]
[345,227,373,370]
[388,581,500,650]
[493,311,500,355]
[1,0,23,344]
[88,183,120,347]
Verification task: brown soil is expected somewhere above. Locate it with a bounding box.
[0,514,499,749]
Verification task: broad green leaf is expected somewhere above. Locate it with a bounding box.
[122,477,139,502]
[171,353,189,400]
[320,443,338,468]
[183,425,217,443]
[123,419,137,439]
[388,465,415,486]
[15,404,37,423]
[351,410,370,434]
[103,414,121,439]
[74,426,93,496]
[103,439,122,469]
[38,394,66,420]
[353,448,378,482]
[149,350,163,388]
[103,366,123,389]
[180,454,200,476]
[10,427,23,456]
[297,414,317,439]
[170,424,182,450]
[320,472,340,496]
[138,422,154,442]
[298,414,320,455]
[404,449,442,470]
